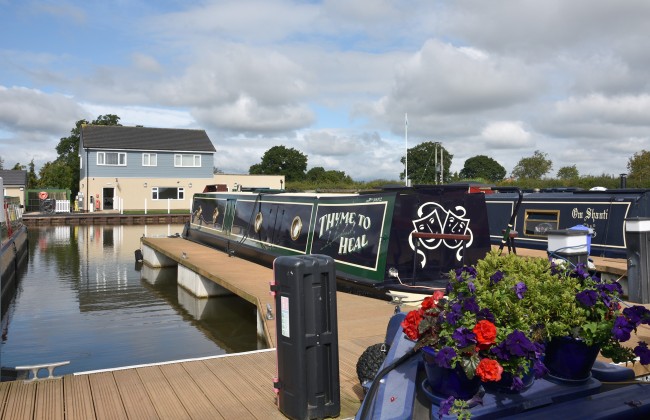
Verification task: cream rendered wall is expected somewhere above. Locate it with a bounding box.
[4,186,25,206]
[81,174,284,211]
[82,177,207,212]
[213,174,285,191]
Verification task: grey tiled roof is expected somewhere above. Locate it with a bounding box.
[81,125,216,152]
[0,170,27,186]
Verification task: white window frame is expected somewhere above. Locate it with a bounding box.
[151,187,185,200]
[174,154,201,167]
[97,151,127,166]
[142,153,157,166]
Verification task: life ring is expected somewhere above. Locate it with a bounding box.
[39,191,48,200]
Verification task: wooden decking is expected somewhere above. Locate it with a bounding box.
[0,237,396,419]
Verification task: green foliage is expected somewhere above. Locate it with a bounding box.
[38,160,74,189]
[400,141,452,184]
[249,145,308,182]
[627,150,650,184]
[27,159,38,189]
[511,150,553,180]
[557,165,579,180]
[459,155,506,182]
[42,114,122,197]
[305,166,352,184]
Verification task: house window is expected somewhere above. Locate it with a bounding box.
[142,153,157,166]
[174,154,201,167]
[97,152,126,166]
[152,187,185,200]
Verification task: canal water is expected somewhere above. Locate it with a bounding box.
[1,224,261,377]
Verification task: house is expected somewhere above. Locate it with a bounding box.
[0,170,27,206]
[79,125,216,212]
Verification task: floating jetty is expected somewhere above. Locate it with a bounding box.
[0,236,396,419]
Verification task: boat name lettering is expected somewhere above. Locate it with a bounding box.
[318,211,373,255]
[571,207,609,222]
[339,235,369,255]
[318,211,372,234]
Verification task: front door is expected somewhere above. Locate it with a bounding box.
[102,187,114,210]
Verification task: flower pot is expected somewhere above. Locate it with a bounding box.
[421,346,481,400]
[544,336,600,383]
[483,365,535,394]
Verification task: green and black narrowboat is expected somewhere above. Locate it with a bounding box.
[183,184,491,297]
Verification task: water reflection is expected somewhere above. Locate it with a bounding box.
[1,224,260,377]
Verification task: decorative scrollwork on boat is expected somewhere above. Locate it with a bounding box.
[254,212,263,233]
[290,216,303,241]
[212,208,219,225]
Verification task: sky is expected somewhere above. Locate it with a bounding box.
[1,0,650,182]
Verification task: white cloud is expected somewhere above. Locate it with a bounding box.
[481,121,533,149]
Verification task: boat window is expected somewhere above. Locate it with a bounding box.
[523,210,560,237]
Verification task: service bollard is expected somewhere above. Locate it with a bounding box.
[272,255,340,420]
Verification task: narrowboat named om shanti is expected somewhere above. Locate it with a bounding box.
[485,188,650,259]
[183,185,491,297]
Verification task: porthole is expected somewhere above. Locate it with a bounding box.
[254,212,263,233]
[290,216,303,241]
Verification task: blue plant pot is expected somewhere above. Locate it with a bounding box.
[483,364,535,394]
[544,336,600,383]
[421,346,481,401]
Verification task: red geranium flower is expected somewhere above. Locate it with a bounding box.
[401,309,423,340]
[476,358,503,382]
[473,319,497,349]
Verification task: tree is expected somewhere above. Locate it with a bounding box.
[249,145,307,182]
[557,165,579,180]
[12,162,26,170]
[0,156,3,169]
[627,150,650,182]
[27,159,38,189]
[38,160,74,189]
[306,166,352,184]
[459,155,506,182]
[400,141,453,184]
[511,150,552,180]
[41,114,121,197]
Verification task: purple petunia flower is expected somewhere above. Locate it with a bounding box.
[445,302,463,325]
[477,308,495,323]
[452,327,477,348]
[438,396,455,419]
[510,376,524,392]
[622,305,649,325]
[576,289,598,307]
[490,271,504,285]
[634,342,650,365]
[467,281,476,293]
[462,296,480,314]
[435,346,457,369]
[574,264,589,279]
[597,282,623,295]
[490,342,511,361]
[612,316,634,342]
[505,330,535,357]
[513,282,527,299]
[532,359,549,378]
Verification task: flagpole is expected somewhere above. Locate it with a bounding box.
[405,113,408,186]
